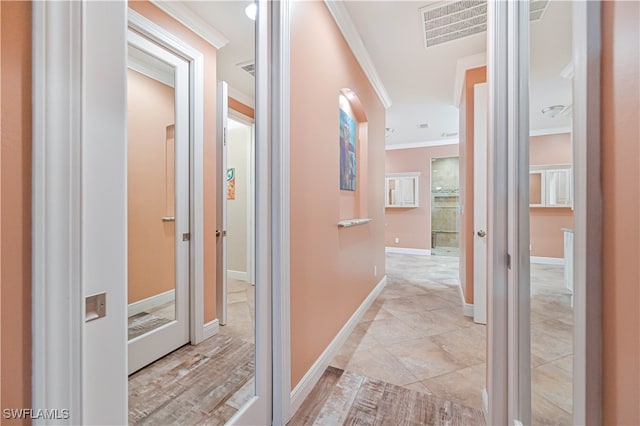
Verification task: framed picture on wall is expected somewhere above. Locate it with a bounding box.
[339,108,357,191]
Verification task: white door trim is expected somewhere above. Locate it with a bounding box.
[486,1,509,423]
[216,81,229,326]
[271,0,292,424]
[32,2,86,421]
[128,8,206,345]
[33,2,130,423]
[572,1,603,423]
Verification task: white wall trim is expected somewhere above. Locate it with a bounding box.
[385,247,431,256]
[128,8,206,346]
[529,127,572,137]
[530,256,565,266]
[453,52,487,106]
[228,85,255,109]
[323,1,392,109]
[386,138,459,151]
[385,127,572,151]
[458,282,474,317]
[289,276,388,417]
[202,319,220,340]
[32,2,85,421]
[127,289,176,317]
[148,0,229,49]
[483,388,489,418]
[227,270,248,282]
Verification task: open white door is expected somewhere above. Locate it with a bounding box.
[216,81,229,326]
[474,82,488,325]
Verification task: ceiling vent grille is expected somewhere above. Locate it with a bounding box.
[237,61,255,77]
[420,0,550,48]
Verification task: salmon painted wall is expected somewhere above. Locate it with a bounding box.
[385,144,459,250]
[129,1,219,323]
[290,0,386,388]
[228,97,254,120]
[601,1,640,423]
[0,1,31,419]
[530,133,574,258]
[458,66,486,304]
[127,69,176,304]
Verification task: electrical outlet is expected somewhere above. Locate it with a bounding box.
[374,265,377,277]
[395,237,400,244]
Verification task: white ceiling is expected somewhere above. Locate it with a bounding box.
[343,0,572,146]
[182,1,256,104]
[176,0,571,144]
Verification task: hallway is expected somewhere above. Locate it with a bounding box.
[292,253,572,425]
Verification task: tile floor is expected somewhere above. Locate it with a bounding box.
[330,254,573,425]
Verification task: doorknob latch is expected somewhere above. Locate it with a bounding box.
[477,230,487,238]
[215,229,227,237]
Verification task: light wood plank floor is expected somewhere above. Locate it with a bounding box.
[289,366,486,426]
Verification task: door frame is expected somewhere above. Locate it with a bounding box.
[31,3,208,423]
[227,108,257,286]
[473,82,488,325]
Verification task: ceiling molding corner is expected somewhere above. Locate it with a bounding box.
[385,138,460,151]
[227,86,254,108]
[453,52,487,106]
[150,0,229,49]
[324,1,392,109]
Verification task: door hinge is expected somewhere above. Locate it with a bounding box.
[507,253,511,269]
[223,127,227,146]
[182,233,190,241]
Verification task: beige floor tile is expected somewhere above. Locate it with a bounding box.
[428,325,486,366]
[386,337,467,380]
[421,363,486,410]
[532,392,572,426]
[533,359,573,414]
[341,345,420,387]
[360,316,428,345]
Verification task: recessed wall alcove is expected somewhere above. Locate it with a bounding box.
[338,88,369,222]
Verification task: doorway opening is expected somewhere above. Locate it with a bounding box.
[430,156,461,257]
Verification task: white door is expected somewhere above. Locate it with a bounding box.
[126,29,191,374]
[216,81,229,325]
[473,82,488,325]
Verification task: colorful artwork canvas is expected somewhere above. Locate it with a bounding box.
[339,109,357,191]
[227,168,236,200]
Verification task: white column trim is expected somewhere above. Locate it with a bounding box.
[272,1,292,424]
[32,2,84,422]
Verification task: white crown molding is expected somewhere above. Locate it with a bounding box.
[453,52,487,106]
[386,138,459,151]
[128,54,174,88]
[228,85,255,108]
[149,0,229,49]
[324,1,392,109]
[530,126,572,137]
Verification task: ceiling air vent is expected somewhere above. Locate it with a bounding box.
[420,0,550,49]
[237,61,255,77]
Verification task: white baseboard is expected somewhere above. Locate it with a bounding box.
[289,275,388,417]
[482,387,489,418]
[385,247,431,256]
[530,256,565,265]
[227,269,248,281]
[127,289,175,317]
[458,283,474,317]
[202,319,220,340]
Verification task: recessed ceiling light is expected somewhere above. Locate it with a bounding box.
[245,3,257,21]
[417,123,429,129]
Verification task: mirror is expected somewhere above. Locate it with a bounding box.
[127,43,178,341]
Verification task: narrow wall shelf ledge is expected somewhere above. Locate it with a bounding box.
[337,218,373,228]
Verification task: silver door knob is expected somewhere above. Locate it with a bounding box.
[477,230,486,238]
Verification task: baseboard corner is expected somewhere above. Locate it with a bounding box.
[203,318,220,340]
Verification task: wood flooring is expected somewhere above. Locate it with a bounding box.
[127,312,172,340]
[128,333,255,425]
[289,366,486,426]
